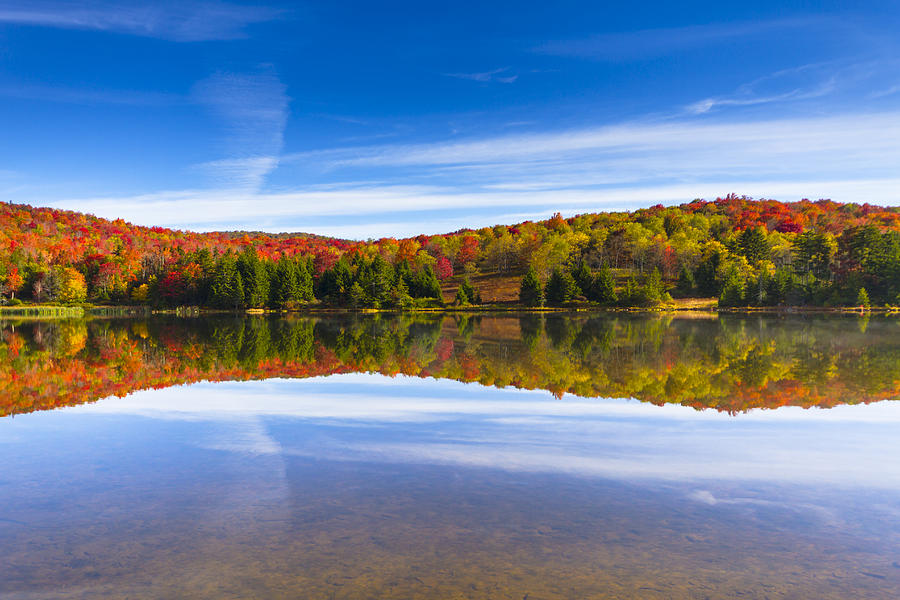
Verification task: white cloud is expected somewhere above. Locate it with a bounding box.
[302,111,900,174]
[535,17,834,61]
[37,110,900,237]
[0,82,181,106]
[46,177,900,237]
[444,68,518,84]
[75,376,900,490]
[192,69,290,191]
[0,0,280,42]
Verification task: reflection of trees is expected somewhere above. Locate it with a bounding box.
[2,314,900,417]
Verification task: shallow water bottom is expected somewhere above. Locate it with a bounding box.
[4,453,900,600]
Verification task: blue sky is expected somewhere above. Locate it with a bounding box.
[1,1,899,238]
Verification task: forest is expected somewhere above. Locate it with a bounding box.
[2,195,900,309]
[1,314,897,418]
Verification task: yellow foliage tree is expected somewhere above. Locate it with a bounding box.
[56,267,87,303]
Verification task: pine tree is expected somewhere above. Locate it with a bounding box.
[738,227,771,264]
[348,281,366,307]
[857,287,871,308]
[236,248,269,308]
[297,260,314,302]
[719,270,745,307]
[676,265,695,296]
[571,261,591,296]
[641,268,664,305]
[230,271,245,310]
[390,277,413,308]
[546,267,578,305]
[459,277,478,304]
[211,255,243,309]
[413,265,443,302]
[271,257,300,309]
[589,265,617,305]
[519,266,544,307]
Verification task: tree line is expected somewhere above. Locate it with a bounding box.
[5,196,900,308]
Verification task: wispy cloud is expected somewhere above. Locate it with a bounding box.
[80,377,900,490]
[192,68,289,190]
[292,111,900,179]
[0,1,281,42]
[48,177,900,238]
[871,83,900,98]
[0,81,181,106]
[444,67,518,84]
[40,111,900,237]
[535,17,830,61]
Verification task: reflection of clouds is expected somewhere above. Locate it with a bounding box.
[81,374,900,423]
[72,375,900,490]
[688,489,841,526]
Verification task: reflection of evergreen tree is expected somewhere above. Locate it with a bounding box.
[9,313,900,417]
[545,315,577,350]
[519,315,543,351]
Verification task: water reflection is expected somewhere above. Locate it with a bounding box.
[2,373,900,598]
[4,314,900,597]
[3,312,900,416]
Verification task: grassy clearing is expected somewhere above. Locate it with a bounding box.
[0,305,85,318]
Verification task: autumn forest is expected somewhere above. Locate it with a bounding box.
[3,196,900,309]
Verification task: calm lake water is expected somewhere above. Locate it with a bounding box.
[2,313,900,598]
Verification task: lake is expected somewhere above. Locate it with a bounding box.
[2,313,900,598]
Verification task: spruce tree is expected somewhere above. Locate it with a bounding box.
[719,270,745,307]
[520,266,544,307]
[571,261,592,295]
[590,265,617,305]
[641,268,664,305]
[459,277,478,304]
[545,267,578,305]
[676,265,695,296]
[857,287,871,308]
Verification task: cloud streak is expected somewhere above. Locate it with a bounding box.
[192,68,290,190]
[535,17,831,61]
[0,1,280,42]
[41,111,900,237]
[444,68,518,84]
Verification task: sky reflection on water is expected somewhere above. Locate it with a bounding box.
[70,374,900,490]
[3,356,900,598]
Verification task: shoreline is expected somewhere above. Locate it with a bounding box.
[0,303,887,319]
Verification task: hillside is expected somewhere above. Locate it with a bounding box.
[2,195,900,309]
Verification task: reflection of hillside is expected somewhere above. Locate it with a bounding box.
[2,314,899,417]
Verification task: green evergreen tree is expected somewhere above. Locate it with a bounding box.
[620,276,639,306]
[588,265,617,305]
[641,268,664,305]
[546,267,578,305]
[413,265,443,302]
[230,270,245,310]
[695,251,723,296]
[676,265,695,296]
[210,254,245,309]
[857,287,871,308]
[719,269,746,307]
[271,257,300,309]
[459,277,478,304]
[390,276,413,308]
[571,261,592,295]
[236,248,269,308]
[297,260,314,302]
[738,227,771,264]
[519,266,544,307]
[348,281,366,307]
[454,286,470,306]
